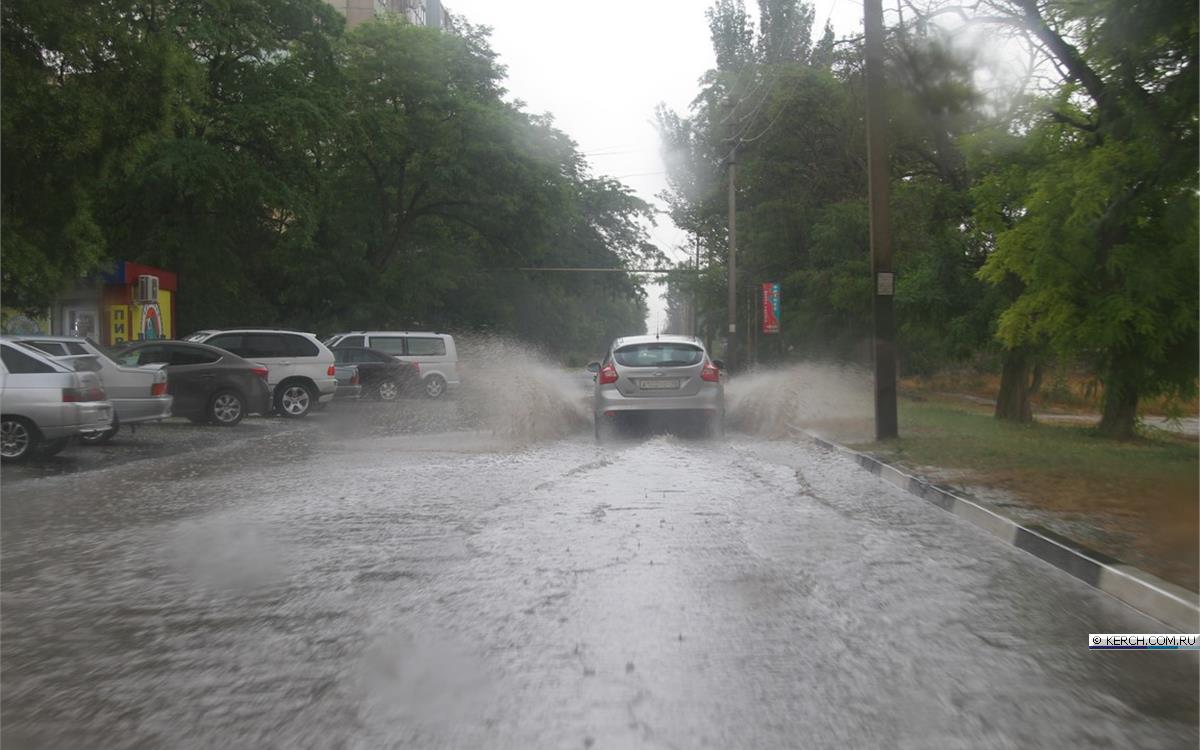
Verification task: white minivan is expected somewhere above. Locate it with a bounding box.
[324,331,459,399]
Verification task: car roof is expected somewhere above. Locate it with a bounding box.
[3,334,87,343]
[332,331,451,337]
[612,334,704,349]
[193,328,318,336]
[121,339,229,353]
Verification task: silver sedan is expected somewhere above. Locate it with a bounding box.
[587,334,724,441]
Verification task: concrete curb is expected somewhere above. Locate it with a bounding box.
[795,427,1200,633]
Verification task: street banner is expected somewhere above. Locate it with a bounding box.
[762,282,780,334]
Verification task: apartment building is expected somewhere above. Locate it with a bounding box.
[325,0,449,30]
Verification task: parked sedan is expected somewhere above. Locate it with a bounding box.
[0,341,113,462]
[331,347,418,401]
[112,341,272,426]
[7,336,171,443]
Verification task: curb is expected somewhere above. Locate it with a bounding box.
[794,427,1200,633]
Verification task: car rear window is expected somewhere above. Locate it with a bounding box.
[406,337,446,356]
[334,335,364,348]
[284,335,318,357]
[22,341,69,356]
[170,347,220,365]
[613,343,704,368]
[1,345,58,374]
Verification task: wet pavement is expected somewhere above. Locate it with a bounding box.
[2,402,1197,748]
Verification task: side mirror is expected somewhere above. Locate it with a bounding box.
[585,362,601,373]
[711,359,725,370]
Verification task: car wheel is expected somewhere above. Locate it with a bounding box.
[423,374,447,399]
[1,417,36,463]
[375,379,401,402]
[275,382,314,418]
[209,390,245,426]
[80,415,119,445]
[33,436,70,458]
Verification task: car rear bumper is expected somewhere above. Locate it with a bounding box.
[113,395,173,424]
[40,402,115,438]
[315,376,338,402]
[334,384,362,400]
[248,382,272,415]
[594,387,723,414]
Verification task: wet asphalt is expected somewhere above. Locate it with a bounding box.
[1,392,1197,748]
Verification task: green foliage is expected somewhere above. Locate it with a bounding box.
[2,2,652,355]
[972,0,1199,432]
[659,2,989,370]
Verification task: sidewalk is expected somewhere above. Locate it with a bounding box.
[947,392,1200,438]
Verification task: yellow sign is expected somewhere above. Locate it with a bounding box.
[108,305,130,344]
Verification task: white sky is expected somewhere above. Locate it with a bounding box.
[446,0,866,333]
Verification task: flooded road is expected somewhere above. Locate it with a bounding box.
[2,400,1197,748]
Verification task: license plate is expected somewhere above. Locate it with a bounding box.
[639,379,681,390]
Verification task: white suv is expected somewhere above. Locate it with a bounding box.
[184,329,336,417]
[324,331,459,399]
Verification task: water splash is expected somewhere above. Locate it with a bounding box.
[455,335,590,443]
[726,362,874,441]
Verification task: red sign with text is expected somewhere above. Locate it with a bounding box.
[762,282,780,334]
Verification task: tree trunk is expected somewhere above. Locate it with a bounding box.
[995,347,1037,423]
[1097,373,1139,440]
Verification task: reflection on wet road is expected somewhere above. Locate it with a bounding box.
[2,411,1196,748]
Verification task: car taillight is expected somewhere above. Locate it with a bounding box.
[327,365,336,377]
[63,386,106,402]
[251,366,269,381]
[351,370,359,386]
[598,363,618,385]
[700,360,721,383]
[413,362,420,376]
[151,382,168,397]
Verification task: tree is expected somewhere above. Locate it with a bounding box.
[954,0,1200,437]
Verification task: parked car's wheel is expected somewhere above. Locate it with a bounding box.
[1,416,36,463]
[209,389,245,426]
[33,436,70,458]
[375,379,401,402]
[80,415,118,445]
[423,374,447,399]
[275,382,315,418]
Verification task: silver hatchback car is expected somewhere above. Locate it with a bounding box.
[8,335,172,444]
[587,335,725,441]
[0,341,114,462]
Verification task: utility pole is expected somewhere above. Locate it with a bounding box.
[865,0,898,440]
[726,132,739,371]
[691,234,700,337]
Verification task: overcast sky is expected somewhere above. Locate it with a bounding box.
[446,0,866,334]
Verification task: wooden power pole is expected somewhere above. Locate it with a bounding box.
[726,138,738,371]
[865,0,898,440]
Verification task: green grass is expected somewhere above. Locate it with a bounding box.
[855,397,1199,483]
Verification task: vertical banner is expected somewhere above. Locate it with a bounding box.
[762,282,780,334]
